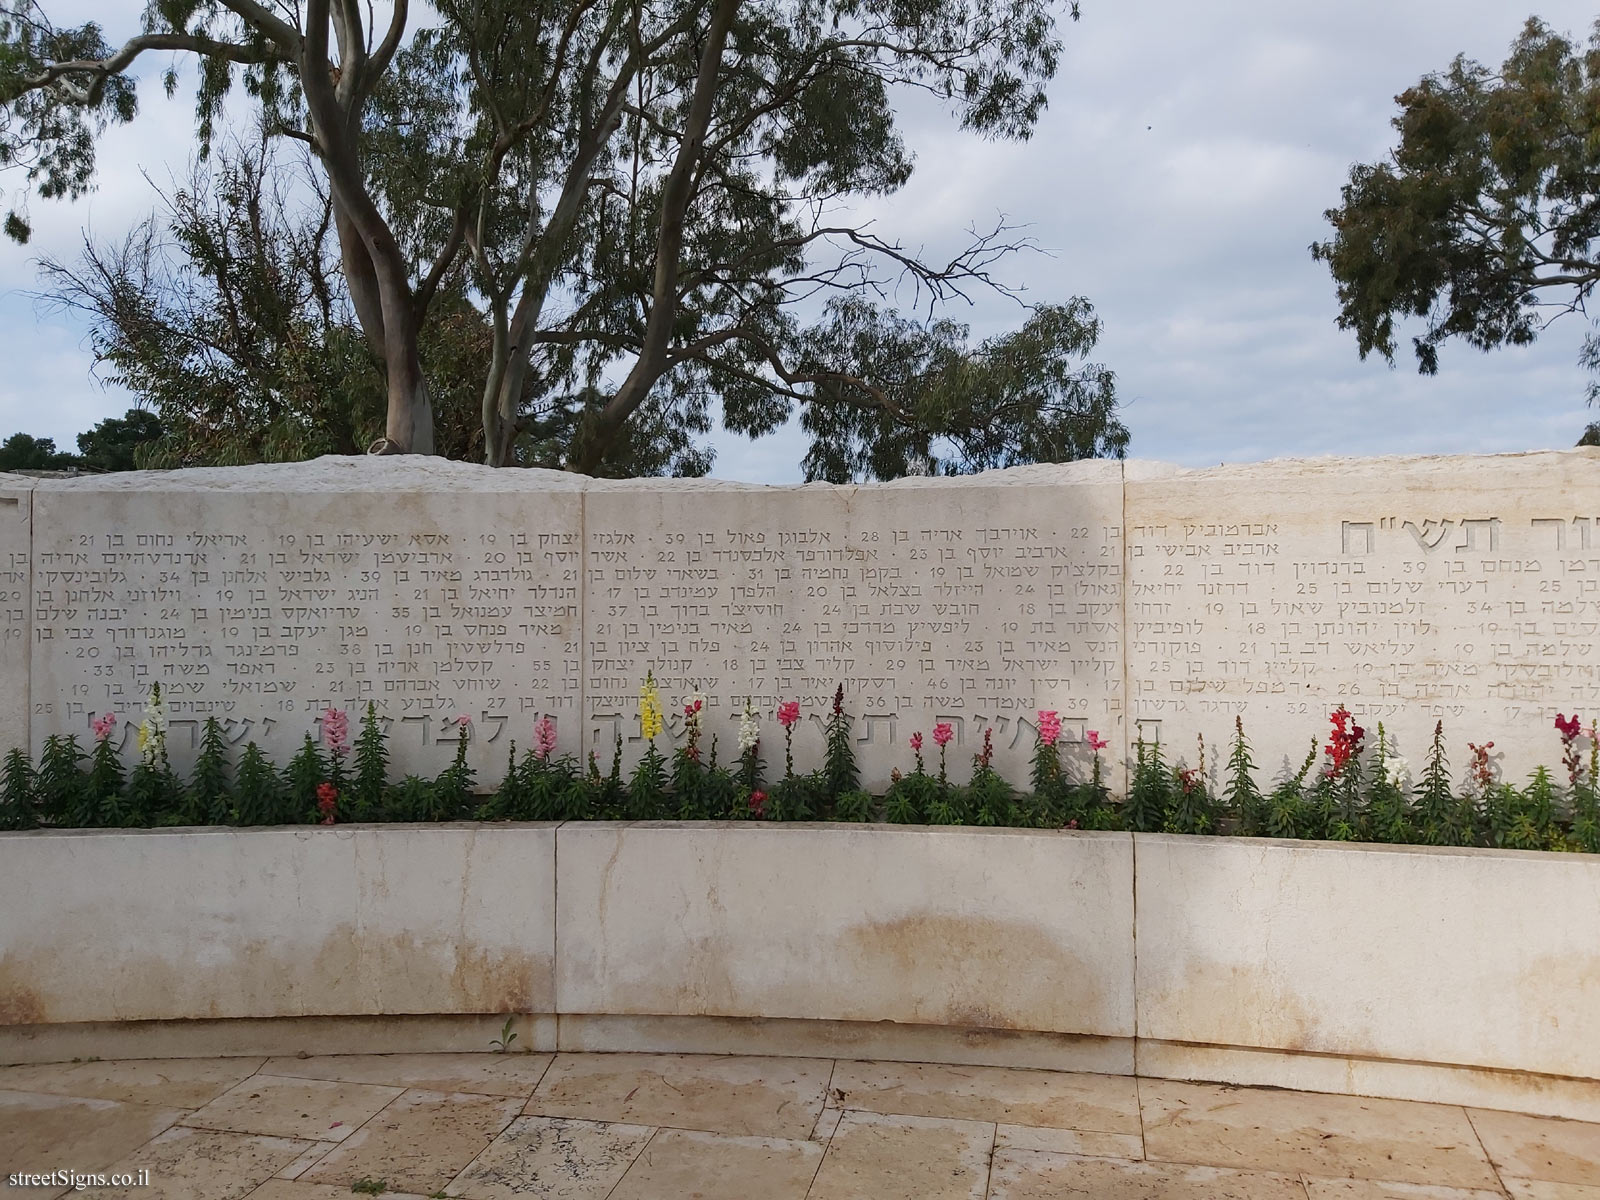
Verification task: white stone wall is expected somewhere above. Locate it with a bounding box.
[4,824,1600,1119]
[8,449,1598,788]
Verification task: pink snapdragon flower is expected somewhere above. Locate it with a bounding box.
[777,701,800,728]
[932,722,953,747]
[90,713,117,742]
[1036,710,1061,746]
[909,731,923,752]
[533,715,558,761]
[1086,730,1109,752]
[455,713,472,726]
[322,707,350,756]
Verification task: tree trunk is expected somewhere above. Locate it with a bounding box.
[382,339,435,456]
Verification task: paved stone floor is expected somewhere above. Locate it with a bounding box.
[2,1052,1599,1197]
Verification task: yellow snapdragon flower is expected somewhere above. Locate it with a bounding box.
[639,670,664,741]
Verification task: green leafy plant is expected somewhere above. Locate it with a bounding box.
[966,730,1012,826]
[1224,717,1265,836]
[284,734,328,823]
[83,728,128,828]
[490,1015,518,1053]
[0,747,37,829]
[1365,725,1413,844]
[186,717,233,826]
[235,742,286,826]
[432,719,476,818]
[1414,722,1462,845]
[1265,740,1319,840]
[1123,736,1172,833]
[36,734,85,827]
[350,1179,389,1195]
[823,685,859,802]
[352,702,391,820]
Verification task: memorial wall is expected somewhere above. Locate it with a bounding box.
[8,450,1597,792]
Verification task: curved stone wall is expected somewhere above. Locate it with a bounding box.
[2,824,1598,1121]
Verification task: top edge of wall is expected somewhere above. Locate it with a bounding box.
[1124,446,1600,484]
[15,446,1598,493]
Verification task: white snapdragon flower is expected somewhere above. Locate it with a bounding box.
[1384,755,1411,789]
[737,698,761,752]
[138,683,168,763]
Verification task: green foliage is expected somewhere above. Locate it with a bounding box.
[36,733,83,826]
[283,735,326,824]
[1416,721,1467,846]
[83,733,127,828]
[125,752,181,828]
[1265,741,1319,840]
[479,744,529,821]
[187,717,232,826]
[1123,738,1172,833]
[387,776,440,823]
[0,746,35,828]
[431,725,476,819]
[834,789,874,822]
[885,770,937,824]
[769,772,824,822]
[352,703,391,820]
[1224,717,1265,836]
[1312,18,1600,429]
[823,686,858,802]
[670,742,712,821]
[627,745,667,820]
[8,709,1600,860]
[1163,765,1214,836]
[0,431,74,470]
[966,734,1013,826]
[1365,727,1413,845]
[234,742,286,826]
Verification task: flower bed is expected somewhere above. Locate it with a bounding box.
[3,677,1599,854]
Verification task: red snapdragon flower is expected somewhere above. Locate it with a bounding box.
[316,781,339,825]
[777,701,800,728]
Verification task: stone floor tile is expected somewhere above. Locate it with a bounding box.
[1302,1177,1510,1198]
[261,1053,554,1098]
[1470,1109,1600,1186]
[443,1114,653,1200]
[607,1127,823,1200]
[0,1089,183,1192]
[91,1125,313,1200]
[996,1122,1144,1159]
[1138,1080,1498,1188]
[1505,1181,1600,1198]
[831,1060,1141,1134]
[986,1150,1306,1199]
[180,1074,402,1142]
[245,1184,431,1200]
[806,1110,993,1200]
[525,1052,831,1138]
[273,1141,338,1180]
[0,1058,263,1109]
[300,1089,522,1194]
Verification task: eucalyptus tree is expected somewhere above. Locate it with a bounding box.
[3,0,1126,476]
[1314,17,1600,442]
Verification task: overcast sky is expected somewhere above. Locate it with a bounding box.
[1,1,1597,480]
